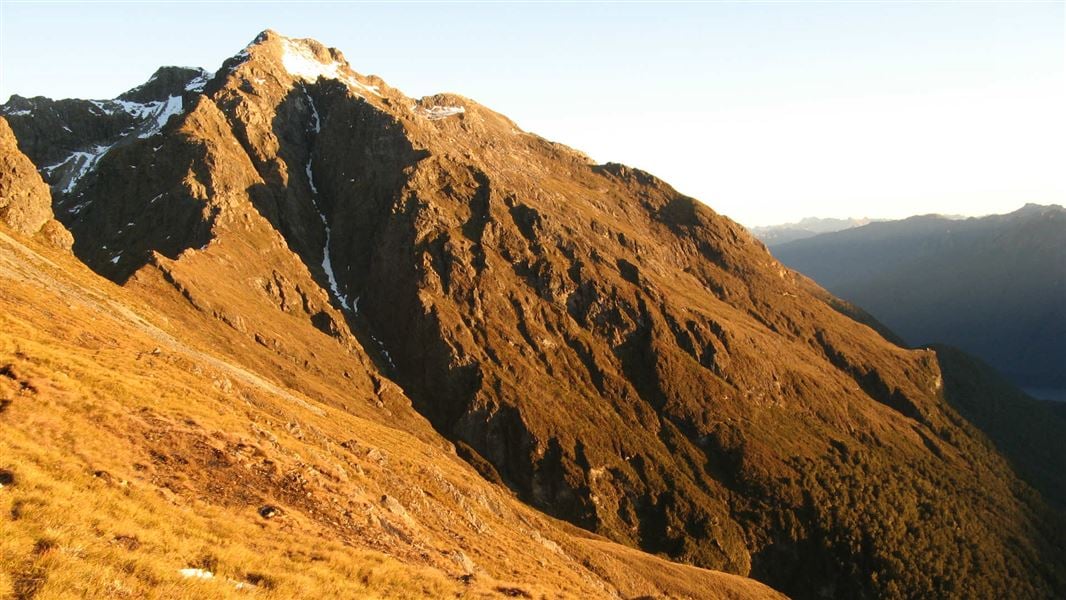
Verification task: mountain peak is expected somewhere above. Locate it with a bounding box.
[227,29,382,99]
[1015,202,1064,216]
[252,27,281,43]
[117,66,211,103]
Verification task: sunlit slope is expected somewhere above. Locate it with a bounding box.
[0,229,783,599]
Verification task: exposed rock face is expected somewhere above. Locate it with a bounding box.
[2,30,1064,599]
[0,117,72,248]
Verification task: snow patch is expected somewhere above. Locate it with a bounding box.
[43,94,186,195]
[280,38,380,97]
[110,254,122,264]
[44,144,113,194]
[179,568,214,580]
[302,90,320,195]
[141,95,183,138]
[302,86,321,133]
[88,100,115,115]
[4,109,31,117]
[414,104,466,120]
[185,70,212,92]
[314,202,352,312]
[305,160,318,195]
[297,83,352,312]
[84,97,186,139]
[113,99,158,119]
[302,139,352,312]
[228,49,252,71]
[369,333,395,369]
[321,229,352,312]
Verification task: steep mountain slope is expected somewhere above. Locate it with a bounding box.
[0,118,71,249]
[931,345,1066,511]
[0,123,780,599]
[771,205,1066,397]
[3,31,1065,599]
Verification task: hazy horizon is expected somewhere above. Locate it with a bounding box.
[1,2,1063,227]
[751,201,1064,229]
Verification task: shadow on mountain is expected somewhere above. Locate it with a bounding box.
[932,344,1066,508]
[246,83,446,385]
[61,133,217,284]
[933,345,1066,597]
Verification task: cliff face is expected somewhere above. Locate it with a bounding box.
[2,30,1063,599]
[0,117,72,248]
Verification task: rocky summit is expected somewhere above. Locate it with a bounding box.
[1,31,1063,599]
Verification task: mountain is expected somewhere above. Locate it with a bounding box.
[2,31,1065,599]
[772,205,1066,399]
[0,126,779,599]
[749,217,880,247]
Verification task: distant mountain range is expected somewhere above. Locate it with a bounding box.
[772,204,1066,399]
[750,216,882,246]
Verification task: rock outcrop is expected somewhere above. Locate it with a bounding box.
[0,117,72,248]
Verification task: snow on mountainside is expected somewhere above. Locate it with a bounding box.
[279,36,380,96]
[1,67,208,208]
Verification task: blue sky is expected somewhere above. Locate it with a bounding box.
[1,1,1063,226]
